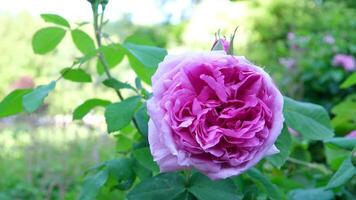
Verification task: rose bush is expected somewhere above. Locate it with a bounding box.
[147,52,284,179]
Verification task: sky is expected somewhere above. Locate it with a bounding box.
[0,0,192,25]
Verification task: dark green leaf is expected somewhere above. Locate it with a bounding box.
[324,137,356,150]
[133,147,159,173]
[341,72,356,88]
[134,103,149,137]
[60,68,92,83]
[73,98,111,120]
[127,173,185,200]
[71,29,96,55]
[283,96,334,140]
[104,96,140,133]
[78,169,109,200]
[188,173,241,200]
[173,191,197,200]
[288,188,333,200]
[267,124,292,168]
[326,155,356,189]
[40,13,70,28]
[246,168,282,200]
[96,44,125,74]
[103,78,135,91]
[22,81,56,113]
[105,158,135,190]
[0,89,33,118]
[123,43,167,84]
[32,27,66,54]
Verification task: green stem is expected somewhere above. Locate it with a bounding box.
[287,157,332,175]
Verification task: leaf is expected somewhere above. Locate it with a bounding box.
[123,43,167,84]
[22,81,56,113]
[104,96,141,133]
[188,173,241,200]
[325,144,350,170]
[283,96,334,140]
[267,124,292,168]
[115,134,133,153]
[326,155,356,189]
[78,169,109,200]
[71,29,96,55]
[32,27,66,54]
[133,147,159,173]
[134,103,149,137]
[73,98,111,120]
[60,68,92,83]
[96,44,125,74]
[105,158,135,190]
[103,78,136,91]
[40,13,70,28]
[246,168,282,200]
[340,72,356,88]
[331,95,356,133]
[288,188,333,200]
[324,137,356,150]
[127,173,186,200]
[0,89,33,118]
[173,191,197,200]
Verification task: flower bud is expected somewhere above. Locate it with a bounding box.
[211,38,230,53]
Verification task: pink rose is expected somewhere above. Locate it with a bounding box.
[332,54,356,71]
[147,52,284,179]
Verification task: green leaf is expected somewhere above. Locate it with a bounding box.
[326,155,356,189]
[246,168,282,200]
[331,95,356,133]
[78,169,109,200]
[60,68,92,83]
[115,134,133,153]
[127,173,186,200]
[288,188,333,200]
[325,144,350,170]
[133,147,159,173]
[104,96,140,133]
[22,81,56,113]
[103,78,136,91]
[283,96,334,140]
[134,103,149,137]
[123,43,167,84]
[97,44,125,74]
[324,137,356,150]
[211,40,225,51]
[267,124,292,168]
[188,173,241,200]
[40,13,70,28]
[0,89,33,118]
[71,29,96,55]
[32,27,66,54]
[73,98,111,120]
[105,158,135,190]
[340,72,356,88]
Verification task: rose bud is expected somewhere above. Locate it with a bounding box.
[211,38,230,53]
[147,51,284,179]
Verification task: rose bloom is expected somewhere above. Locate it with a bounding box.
[147,52,284,179]
[332,54,356,71]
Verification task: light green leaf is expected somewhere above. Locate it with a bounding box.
[246,168,282,200]
[188,173,241,200]
[340,72,356,88]
[78,169,109,200]
[331,95,356,133]
[288,188,333,200]
[0,89,33,118]
[32,27,66,54]
[73,98,111,120]
[326,155,356,189]
[283,96,334,140]
[127,173,186,200]
[115,134,133,153]
[96,44,125,74]
[22,81,56,113]
[123,43,167,84]
[103,78,136,91]
[133,147,159,173]
[40,13,70,28]
[267,124,292,168]
[60,68,92,83]
[71,29,96,55]
[325,144,350,170]
[104,96,140,133]
[324,137,356,150]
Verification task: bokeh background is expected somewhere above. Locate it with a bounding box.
[0,0,355,199]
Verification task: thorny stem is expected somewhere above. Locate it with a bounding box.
[91,3,140,131]
[287,157,332,175]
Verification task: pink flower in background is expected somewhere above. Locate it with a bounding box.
[147,51,284,179]
[346,130,356,138]
[287,32,295,41]
[323,34,335,44]
[332,54,356,71]
[279,57,296,69]
[11,76,35,89]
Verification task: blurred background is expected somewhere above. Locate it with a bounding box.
[0,0,355,199]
